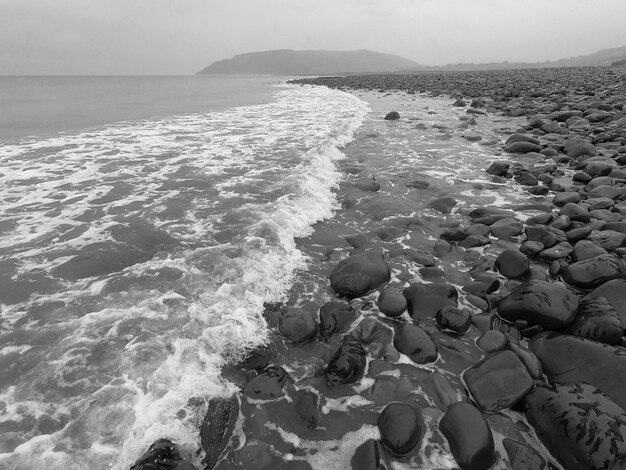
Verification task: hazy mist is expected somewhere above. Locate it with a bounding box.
[2,0,625,75]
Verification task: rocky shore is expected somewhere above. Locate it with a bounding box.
[132,66,626,469]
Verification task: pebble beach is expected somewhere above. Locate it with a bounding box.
[129,65,626,470]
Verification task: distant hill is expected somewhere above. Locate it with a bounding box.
[197,49,423,75]
[415,45,626,71]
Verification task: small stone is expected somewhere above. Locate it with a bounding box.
[486,161,509,176]
[502,438,546,470]
[244,366,292,400]
[561,253,626,289]
[403,283,458,321]
[489,218,523,238]
[319,302,358,340]
[384,111,400,120]
[279,310,318,343]
[351,439,392,470]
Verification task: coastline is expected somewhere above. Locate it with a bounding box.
[131,66,626,469]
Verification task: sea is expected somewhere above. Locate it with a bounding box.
[0,75,549,469]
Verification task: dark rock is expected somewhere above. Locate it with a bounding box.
[553,191,582,205]
[293,389,320,428]
[525,185,549,195]
[505,134,540,146]
[565,225,592,243]
[244,366,292,400]
[377,287,407,318]
[563,296,623,344]
[537,241,573,262]
[497,280,579,329]
[571,239,608,262]
[524,225,567,248]
[355,177,381,192]
[325,337,367,386]
[384,111,400,120]
[278,310,318,343]
[505,141,542,154]
[489,218,523,238]
[439,401,496,470]
[319,302,358,340]
[419,266,446,280]
[526,213,553,225]
[378,402,422,455]
[404,249,436,266]
[453,99,467,107]
[201,395,238,470]
[561,253,626,289]
[586,184,622,199]
[515,172,538,186]
[130,439,196,470]
[476,330,507,352]
[428,196,457,214]
[494,250,530,279]
[525,382,626,470]
[564,138,597,158]
[520,241,545,256]
[588,230,626,251]
[393,323,438,364]
[458,234,490,248]
[584,278,626,328]
[402,283,457,321]
[507,342,543,379]
[502,438,546,470]
[469,207,517,225]
[463,350,534,412]
[436,306,472,334]
[550,215,570,231]
[529,332,626,409]
[486,161,509,176]
[351,439,392,470]
[330,250,390,298]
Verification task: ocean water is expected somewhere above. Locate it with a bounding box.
[0,76,369,469]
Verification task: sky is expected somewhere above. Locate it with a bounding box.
[1,0,625,75]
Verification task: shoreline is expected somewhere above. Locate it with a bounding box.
[133,66,626,469]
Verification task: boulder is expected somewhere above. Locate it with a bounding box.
[325,337,367,386]
[293,389,320,428]
[439,401,496,470]
[588,230,626,251]
[393,323,438,364]
[561,253,626,289]
[355,177,381,192]
[497,280,579,330]
[402,283,457,321]
[319,302,358,340]
[525,382,626,470]
[378,402,422,455]
[507,342,543,379]
[563,296,623,344]
[529,332,626,409]
[330,250,390,298]
[463,350,534,412]
[559,202,590,223]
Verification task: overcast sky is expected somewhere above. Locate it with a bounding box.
[1,0,625,75]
